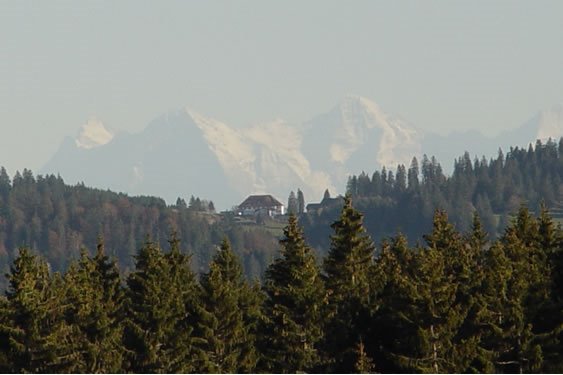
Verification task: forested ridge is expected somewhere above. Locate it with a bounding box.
[302,138,563,251]
[0,198,561,373]
[0,138,561,291]
[0,168,280,290]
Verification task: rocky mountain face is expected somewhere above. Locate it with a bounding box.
[302,95,422,189]
[41,97,562,210]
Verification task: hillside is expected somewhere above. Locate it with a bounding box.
[301,138,563,251]
[0,169,281,290]
[2,137,562,291]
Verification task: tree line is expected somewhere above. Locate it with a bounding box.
[0,196,561,373]
[302,138,563,251]
[0,168,280,290]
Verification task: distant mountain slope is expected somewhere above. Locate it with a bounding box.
[302,95,422,189]
[423,103,563,172]
[41,98,563,209]
[42,110,236,209]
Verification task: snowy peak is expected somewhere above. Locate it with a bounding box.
[535,104,563,142]
[303,95,421,180]
[46,96,561,210]
[75,118,113,149]
[338,94,387,129]
[185,108,333,203]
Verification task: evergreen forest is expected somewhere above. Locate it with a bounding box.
[0,168,280,291]
[0,199,561,373]
[0,138,562,372]
[302,138,563,251]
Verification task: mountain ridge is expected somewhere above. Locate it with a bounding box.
[41,97,562,210]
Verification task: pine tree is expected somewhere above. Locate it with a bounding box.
[489,228,543,372]
[297,189,305,215]
[408,156,420,191]
[0,295,9,372]
[124,236,201,373]
[461,213,497,372]
[287,191,298,215]
[0,248,78,372]
[64,240,125,373]
[197,238,260,373]
[370,235,418,373]
[323,195,376,372]
[478,208,550,373]
[378,211,480,373]
[534,204,563,372]
[261,214,326,372]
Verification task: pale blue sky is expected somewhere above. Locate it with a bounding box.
[1,0,563,174]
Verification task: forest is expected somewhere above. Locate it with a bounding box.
[0,168,281,290]
[0,138,562,372]
[0,138,561,291]
[301,138,563,251]
[0,197,561,373]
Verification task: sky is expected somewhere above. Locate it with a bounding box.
[1,0,563,175]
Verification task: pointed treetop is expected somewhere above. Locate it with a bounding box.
[168,231,181,255]
[96,236,105,257]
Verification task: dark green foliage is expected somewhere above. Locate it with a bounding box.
[124,236,201,373]
[0,170,281,291]
[0,248,77,373]
[0,205,561,373]
[297,189,305,215]
[197,238,260,373]
[304,138,563,252]
[287,191,298,215]
[0,137,562,372]
[323,195,376,372]
[64,240,125,372]
[261,214,326,372]
[369,235,414,372]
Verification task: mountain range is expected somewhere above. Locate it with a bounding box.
[40,96,563,210]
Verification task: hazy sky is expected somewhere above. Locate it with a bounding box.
[1,1,563,175]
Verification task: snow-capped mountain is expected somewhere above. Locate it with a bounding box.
[75,118,114,149]
[302,95,421,188]
[41,97,561,210]
[527,104,563,143]
[42,110,234,209]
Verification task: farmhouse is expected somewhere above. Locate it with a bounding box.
[306,194,344,214]
[237,194,285,217]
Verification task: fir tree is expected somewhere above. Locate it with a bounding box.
[478,208,550,373]
[124,236,201,373]
[297,189,305,215]
[370,235,418,373]
[323,195,376,372]
[197,238,259,373]
[0,295,9,372]
[533,204,563,372]
[0,248,77,373]
[261,214,326,372]
[64,240,125,373]
[381,211,480,373]
[287,191,298,215]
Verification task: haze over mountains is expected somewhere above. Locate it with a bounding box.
[41,96,563,210]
